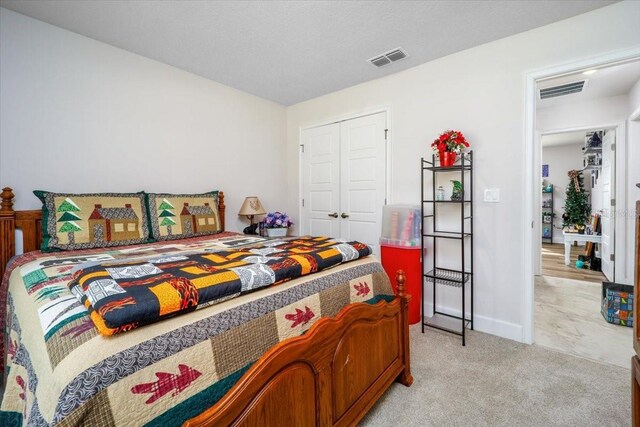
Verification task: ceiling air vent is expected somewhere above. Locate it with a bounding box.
[370,56,391,67]
[540,80,586,99]
[368,47,408,68]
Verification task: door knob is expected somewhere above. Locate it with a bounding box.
[341,212,349,218]
[328,212,338,218]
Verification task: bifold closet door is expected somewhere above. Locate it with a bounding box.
[339,112,387,256]
[301,123,341,238]
[301,112,386,256]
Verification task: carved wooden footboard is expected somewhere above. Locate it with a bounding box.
[185,270,412,427]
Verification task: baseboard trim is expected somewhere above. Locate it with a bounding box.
[424,303,523,342]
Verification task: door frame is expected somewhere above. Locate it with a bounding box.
[523,46,640,344]
[298,106,392,236]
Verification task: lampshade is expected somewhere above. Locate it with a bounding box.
[238,196,266,216]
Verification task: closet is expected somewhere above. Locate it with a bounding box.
[300,112,387,255]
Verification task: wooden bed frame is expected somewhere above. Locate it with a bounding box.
[0,186,413,426]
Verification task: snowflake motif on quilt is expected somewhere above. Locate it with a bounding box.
[231,264,276,292]
[249,247,283,256]
[149,255,189,264]
[86,279,126,305]
[262,240,287,247]
[242,255,277,264]
[106,263,163,279]
[333,243,360,261]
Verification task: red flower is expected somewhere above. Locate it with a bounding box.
[431,129,470,153]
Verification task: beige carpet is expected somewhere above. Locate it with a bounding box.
[361,326,630,426]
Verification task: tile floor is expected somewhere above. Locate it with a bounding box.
[535,274,633,368]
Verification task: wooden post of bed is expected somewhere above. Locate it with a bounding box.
[0,188,16,280]
[396,269,414,386]
[0,187,44,280]
[218,191,226,232]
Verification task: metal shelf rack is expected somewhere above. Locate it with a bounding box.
[421,151,474,345]
[542,185,554,243]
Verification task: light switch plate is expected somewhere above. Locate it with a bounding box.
[484,188,500,203]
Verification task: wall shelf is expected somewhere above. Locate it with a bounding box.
[583,147,602,154]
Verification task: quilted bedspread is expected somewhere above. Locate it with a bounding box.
[69,236,371,336]
[0,234,393,426]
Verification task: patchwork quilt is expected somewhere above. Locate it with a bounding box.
[0,234,394,426]
[70,236,371,336]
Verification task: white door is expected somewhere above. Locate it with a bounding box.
[300,112,387,256]
[339,112,387,256]
[600,130,615,282]
[301,123,341,237]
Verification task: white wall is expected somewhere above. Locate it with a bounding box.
[628,78,640,285]
[285,1,640,341]
[629,78,640,113]
[0,8,287,233]
[541,143,585,244]
[537,94,629,132]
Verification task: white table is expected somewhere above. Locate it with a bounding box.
[562,231,601,265]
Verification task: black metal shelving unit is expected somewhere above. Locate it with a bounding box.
[421,151,473,345]
[542,185,554,243]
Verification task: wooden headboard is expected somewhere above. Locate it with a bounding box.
[0,187,226,279]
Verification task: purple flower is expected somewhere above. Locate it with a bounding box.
[261,211,293,228]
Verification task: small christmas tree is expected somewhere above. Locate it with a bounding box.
[562,170,591,228]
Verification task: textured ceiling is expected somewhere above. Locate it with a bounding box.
[0,0,617,105]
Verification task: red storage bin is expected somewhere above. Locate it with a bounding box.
[380,245,422,325]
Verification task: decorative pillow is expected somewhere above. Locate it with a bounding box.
[34,191,151,252]
[146,192,221,241]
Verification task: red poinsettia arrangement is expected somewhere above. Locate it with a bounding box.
[431,130,470,154]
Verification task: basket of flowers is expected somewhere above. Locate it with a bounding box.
[431,130,470,167]
[261,212,293,237]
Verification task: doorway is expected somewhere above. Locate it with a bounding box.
[537,127,631,367]
[524,55,640,367]
[539,127,613,282]
[299,111,388,256]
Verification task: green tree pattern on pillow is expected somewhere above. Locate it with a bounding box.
[158,199,176,236]
[57,198,82,244]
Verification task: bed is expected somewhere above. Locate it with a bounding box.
[0,187,412,426]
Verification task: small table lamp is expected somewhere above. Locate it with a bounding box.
[238,196,266,235]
